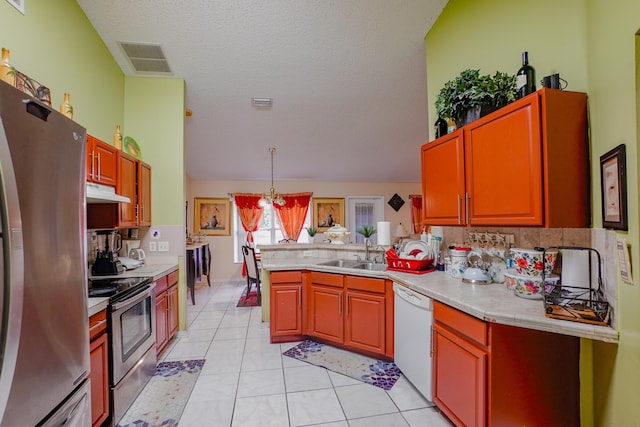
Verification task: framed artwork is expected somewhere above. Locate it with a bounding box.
[312,198,345,231]
[600,144,627,231]
[194,197,231,236]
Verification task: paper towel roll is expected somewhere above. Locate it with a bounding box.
[561,250,589,288]
[377,221,391,246]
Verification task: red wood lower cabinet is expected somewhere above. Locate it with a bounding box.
[270,270,393,359]
[309,284,344,344]
[432,301,580,427]
[156,291,168,352]
[89,310,109,427]
[433,322,487,427]
[270,271,304,342]
[344,290,386,354]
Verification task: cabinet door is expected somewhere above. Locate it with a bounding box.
[464,95,543,225]
[433,322,487,427]
[155,292,168,354]
[139,161,152,226]
[271,285,302,336]
[421,130,466,225]
[168,285,179,337]
[344,290,385,354]
[308,285,343,344]
[89,333,109,427]
[117,152,137,227]
[93,138,118,186]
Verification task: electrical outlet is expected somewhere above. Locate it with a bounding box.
[505,234,515,245]
[149,241,157,252]
[303,250,313,257]
[158,241,169,252]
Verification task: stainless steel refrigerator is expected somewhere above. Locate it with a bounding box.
[0,81,91,426]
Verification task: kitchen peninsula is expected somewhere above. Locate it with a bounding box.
[260,244,618,427]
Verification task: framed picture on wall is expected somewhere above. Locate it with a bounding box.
[194,197,231,236]
[600,144,627,231]
[312,198,345,231]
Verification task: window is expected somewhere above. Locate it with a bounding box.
[233,204,310,262]
[347,196,385,244]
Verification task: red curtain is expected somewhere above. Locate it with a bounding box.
[410,195,423,233]
[234,193,264,243]
[273,192,313,242]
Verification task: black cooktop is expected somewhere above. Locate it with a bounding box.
[88,276,152,302]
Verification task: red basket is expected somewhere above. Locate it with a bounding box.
[387,257,434,273]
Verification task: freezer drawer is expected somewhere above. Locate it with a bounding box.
[39,380,91,427]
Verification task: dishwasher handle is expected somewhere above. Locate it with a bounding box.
[393,283,432,310]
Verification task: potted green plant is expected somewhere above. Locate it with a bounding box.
[435,69,517,128]
[305,226,319,242]
[356,224,376,246]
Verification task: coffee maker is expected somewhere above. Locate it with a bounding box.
[92,230,124,276]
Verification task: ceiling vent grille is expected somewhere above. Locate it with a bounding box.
[117,42,172,74]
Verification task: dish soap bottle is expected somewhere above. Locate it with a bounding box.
[420,226,428,242]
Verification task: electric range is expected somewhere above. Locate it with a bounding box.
[88,276,153,303]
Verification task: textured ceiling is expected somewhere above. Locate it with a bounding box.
[76,0,447,183]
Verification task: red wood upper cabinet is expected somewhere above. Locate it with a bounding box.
[421,130,465,225]
[116,151,152,227]
[86,135,117,187]
[421,89,589,228]
[138,161,152,226]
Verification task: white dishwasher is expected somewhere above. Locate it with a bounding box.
[393,283,433,401]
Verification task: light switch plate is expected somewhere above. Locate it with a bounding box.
[149,241,157,252]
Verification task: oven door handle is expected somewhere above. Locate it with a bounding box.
[111,284,154,312]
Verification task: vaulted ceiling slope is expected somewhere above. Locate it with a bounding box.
[77,0,447,183]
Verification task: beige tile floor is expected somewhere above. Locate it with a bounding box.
[159,280,451,427]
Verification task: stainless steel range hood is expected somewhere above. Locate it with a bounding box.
[86,182,131,203]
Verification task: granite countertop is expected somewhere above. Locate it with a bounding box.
[261,258,618,343]
[87,263,179,318]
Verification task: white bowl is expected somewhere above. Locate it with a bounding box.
[504,269,560,300]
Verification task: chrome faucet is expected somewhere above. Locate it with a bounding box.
[364,238,372,262]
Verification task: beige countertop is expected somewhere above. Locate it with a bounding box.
[261,258,618,343]
[87,263,179,318]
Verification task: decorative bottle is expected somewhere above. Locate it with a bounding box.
[0,48,16,86]
[434,116,448,139]
[516,51,536,98]
[60,93,73,119]
[114,125,123,150]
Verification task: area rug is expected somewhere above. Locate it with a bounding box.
[237,290,261,307]
[117,359,205,427]
[283,340,401,390]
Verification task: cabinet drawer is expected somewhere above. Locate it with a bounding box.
[271,271,302,284]
[345,275,385,294]
[89,309,107,341]
[434,301,487,346]
[155,275,169,295]
[310,271,343,288]
[167,270,179,286]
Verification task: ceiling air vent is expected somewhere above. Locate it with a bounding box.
[118,42,172,74]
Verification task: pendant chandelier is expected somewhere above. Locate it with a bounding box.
[259,147,285,207]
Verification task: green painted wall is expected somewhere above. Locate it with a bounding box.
[123,77,185,225]
[426,1,640,425]
[0,0,124,139]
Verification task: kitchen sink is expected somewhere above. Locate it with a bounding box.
[351,262,387,271]
[318,259,387,271]
[318,259,362,268]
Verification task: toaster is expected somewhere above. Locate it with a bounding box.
[129,248,146,261]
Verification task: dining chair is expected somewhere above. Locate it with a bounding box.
[241,244,261,304]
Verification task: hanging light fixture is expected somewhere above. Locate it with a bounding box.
[259,147,286,207]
